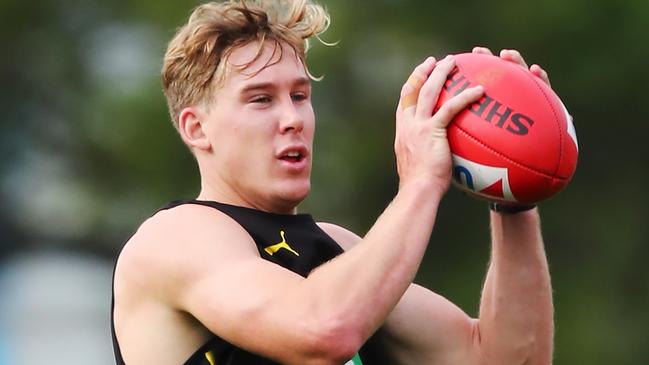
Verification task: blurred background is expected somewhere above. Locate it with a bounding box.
[1,0,648,364]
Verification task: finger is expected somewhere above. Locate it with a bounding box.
[500,49,529,69]
[401,74,426,109]
[434,85,484,128]
[399,57,436,113]
[472,46,494,56]
[415,55,457,119]
[530,64,551,87]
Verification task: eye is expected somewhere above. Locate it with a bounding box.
[250,95,272,104]
[291,92,309,102]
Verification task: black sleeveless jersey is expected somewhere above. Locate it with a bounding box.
[111,200,384,365]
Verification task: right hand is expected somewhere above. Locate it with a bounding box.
[394,55,484,194]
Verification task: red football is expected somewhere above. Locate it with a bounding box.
[437,53,578,205]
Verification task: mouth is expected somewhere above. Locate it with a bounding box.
[279,150,305,163]
[278,145,308,163]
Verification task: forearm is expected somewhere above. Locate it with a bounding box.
[478,209,553,365]
[298,179,443,346]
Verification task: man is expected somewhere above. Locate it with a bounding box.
[111,1,554,364]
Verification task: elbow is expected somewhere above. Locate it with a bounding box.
[514,331,554,365]
[473,321,547,365]
[485,334,536,365]
[509,334,537,365]
[300,316,364,365]
[499,325,554,365]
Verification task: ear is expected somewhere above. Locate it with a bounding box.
[178,107,211,151]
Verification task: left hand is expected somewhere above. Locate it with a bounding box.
[472,47,551,87]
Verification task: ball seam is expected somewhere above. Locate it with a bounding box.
[524,71,564,179]
[453,124,566,181]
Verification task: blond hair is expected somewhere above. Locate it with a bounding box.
[161,0,331,127]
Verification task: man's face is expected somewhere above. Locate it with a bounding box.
[200,40,315,213]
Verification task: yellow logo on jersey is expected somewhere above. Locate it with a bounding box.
[264,230,299,256]
[205,350,216,365]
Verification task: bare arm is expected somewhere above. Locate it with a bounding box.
[321,209,552,365]
[477,209,553,365]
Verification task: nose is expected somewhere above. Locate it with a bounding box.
[279,100,304,134]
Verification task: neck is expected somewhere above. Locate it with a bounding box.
[197,175,300,215]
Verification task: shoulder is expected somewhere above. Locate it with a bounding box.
[114,203,258,305]
[316,222,362,251]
